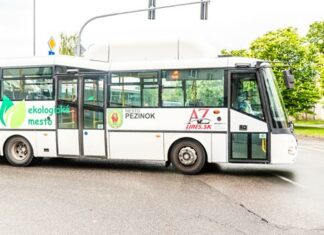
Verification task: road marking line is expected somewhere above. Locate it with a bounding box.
[274,174,306,189]
[299,146,324,153]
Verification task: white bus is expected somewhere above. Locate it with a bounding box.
[0,55,298,174]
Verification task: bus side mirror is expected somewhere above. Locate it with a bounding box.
[288,121,294,133]
[283,70,294,89]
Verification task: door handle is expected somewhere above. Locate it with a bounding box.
[239,125,248,131]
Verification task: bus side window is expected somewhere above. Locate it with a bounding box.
[1,67,53,101]
[161,79,184,107]
[162,69,224,107]
[109,72,159,108]
[231,73,264,120]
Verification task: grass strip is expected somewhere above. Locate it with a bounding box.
[294,126,324,138]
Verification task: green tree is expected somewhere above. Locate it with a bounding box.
[221,27,321,117]
[220,49,250,57]
[250,28,320,116]
[306,21,324,96]
[59,33,78,56]
[306,21,324,54]
[317,56,324,96]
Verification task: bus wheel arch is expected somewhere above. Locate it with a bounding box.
[168,138,207,174]
[4,135,34,167]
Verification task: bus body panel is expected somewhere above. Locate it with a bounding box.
[83,130,106,157]
[164,133,212,163]
[35,131,57,157]
[109,132,164,160]
[106,108,228,133]
[211,133,227,163]
[230,110,268,132]
[0,131,56,157]
[271,134,298,164]
[57,129,80,156]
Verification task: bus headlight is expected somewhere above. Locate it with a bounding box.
[288,145,297,155]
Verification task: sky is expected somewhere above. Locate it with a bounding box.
[0,0,323,58]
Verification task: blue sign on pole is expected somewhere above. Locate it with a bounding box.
[48,50,55,56]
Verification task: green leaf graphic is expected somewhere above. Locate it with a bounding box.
[5,100,26,128]
[0,95,14,126]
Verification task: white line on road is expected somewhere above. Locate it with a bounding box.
[299,145,324,153]
[274,174,306,189]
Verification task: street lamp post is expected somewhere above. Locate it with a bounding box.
[33,0,36,56]
[148,0,156,20]
[76,0,210,56]
[200,0,208,20]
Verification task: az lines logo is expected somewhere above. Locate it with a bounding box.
[0,96,26,128]
[186,108,212,130]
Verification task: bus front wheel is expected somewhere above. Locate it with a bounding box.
[5,137,34,167]
[170,140,206,175]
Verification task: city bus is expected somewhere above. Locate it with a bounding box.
[0,55,298,174]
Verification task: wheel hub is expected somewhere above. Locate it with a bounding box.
[12,142,28,161]
[178,147,197,166]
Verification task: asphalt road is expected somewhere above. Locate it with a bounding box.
[0,137,324,235]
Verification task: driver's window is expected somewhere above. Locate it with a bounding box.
[231,73,264,120]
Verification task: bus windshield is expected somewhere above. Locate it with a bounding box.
[262,68,288,129]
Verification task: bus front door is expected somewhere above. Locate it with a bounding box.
[56,74,106,157]
[229,71,269,163]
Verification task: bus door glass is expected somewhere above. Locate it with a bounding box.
[57,74,106,157]
[57,75,80,156]
[82,75,106,157]
[229,72,269,162]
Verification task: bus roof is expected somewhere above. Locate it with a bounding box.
[0,55,266,72]
[0,56,108,71]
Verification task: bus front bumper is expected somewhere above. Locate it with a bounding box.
[271,134,298,164]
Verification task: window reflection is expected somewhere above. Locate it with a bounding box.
[231,73,264,120]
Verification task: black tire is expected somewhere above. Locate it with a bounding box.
[4,137,34,167]
[170,140,206,175]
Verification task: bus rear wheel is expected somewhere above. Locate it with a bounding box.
[5,137,34,167]
[170,140,206,175]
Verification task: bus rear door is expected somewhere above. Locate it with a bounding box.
[56,74,106,157]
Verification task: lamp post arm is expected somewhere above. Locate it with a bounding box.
[76,0,210,56]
